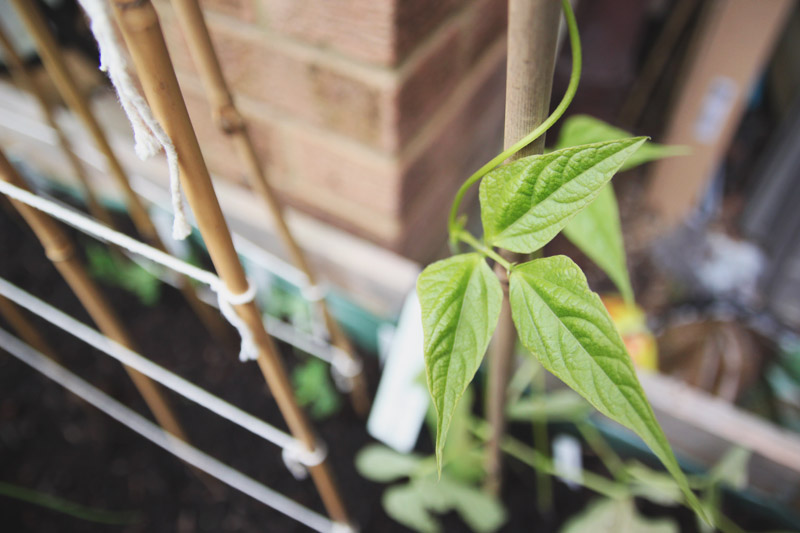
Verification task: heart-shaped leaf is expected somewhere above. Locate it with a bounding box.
[355,444,423,483]
[561,185,634,302]
[417,253,502,470]
[554,115,686,171]
[509,256,702,516]
[556,116,684,302]
[562,498,678,533]
[479,138,646,253]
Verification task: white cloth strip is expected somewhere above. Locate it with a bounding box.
[0,276,326,468]
[0,329,352,533]
[0,179,258,361]
[76,0,191,240]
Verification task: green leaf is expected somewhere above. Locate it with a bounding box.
[508,256,703,518]
[382,483,442,533]
[506,389,591,423]
[562,186,634,302]
[440,477,507,533]
[417,253,502,471]
[707,447,750,490]
[554,115,686,171]
[355,445,423,483]
[480,138,646,253]
[86,244,161,306]
[562,498,679,533]
[291,358,341,420]
[626,461,684,506]
[443,387,485,483]
[555,116,684,302]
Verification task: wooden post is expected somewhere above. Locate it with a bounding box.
[110,0,350,524]
[484,0,561,496]
[0,295,58,360]
[167,0,369,415]
[9,0,229,341]
[0,147,188,443]
[0,22,115,228]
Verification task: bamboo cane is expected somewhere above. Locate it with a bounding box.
[110,0,350,524]
[0,295,58,360]
[0,22,115,229]
[0,147,188,443]
[9,0,229,342]
[484,0,561,497]
[168,0,369,415]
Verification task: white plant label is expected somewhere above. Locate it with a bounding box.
[367,290,429,453]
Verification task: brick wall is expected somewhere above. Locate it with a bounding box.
[155,0,508,261]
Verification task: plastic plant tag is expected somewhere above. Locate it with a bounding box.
[367,290,429,453]
[553,433,583,490]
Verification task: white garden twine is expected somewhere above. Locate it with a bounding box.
[76,0,191,240]
[0,328,353,533]
[0,178,364,378]
[0,276,327,481]
[0,179,257,361]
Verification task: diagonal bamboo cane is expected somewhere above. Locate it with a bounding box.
[109,0,350,524]
[9,0,230,343]
[167,0,370,416]
[0,22,116,229]
[0,295,58,360]
[0,147,188,444]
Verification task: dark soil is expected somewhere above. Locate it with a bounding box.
[0,199,790,533]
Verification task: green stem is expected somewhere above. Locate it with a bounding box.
[458,231,512,270]
[576,421,628,482]
[469,419,628,500]
[533,365,553,513]
[0,481,140,525]
[447,0,582,243]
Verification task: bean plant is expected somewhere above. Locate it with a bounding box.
[416,0,706,522]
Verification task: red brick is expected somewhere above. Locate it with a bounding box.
[185,20,391,148]
[394,49,506,261]
[260,0,394,65]
[200,0,257,22]
[462,0,507,65]
[399,52,505,217]
[162,6,481,153]
[392,22,465,149]
[281,126,400,217]
[155,0,510,258]
[394,0,464,63]
[260,0,463,66]
[180,83,288,187]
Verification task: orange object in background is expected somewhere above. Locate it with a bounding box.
[602,295,658,371]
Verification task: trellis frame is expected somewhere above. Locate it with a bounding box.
[167,0,369,415]
[9,0,229,342]
[109,0,351,524]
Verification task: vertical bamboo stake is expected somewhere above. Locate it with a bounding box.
[0,22,115,229]
[167,0,369,415]
[0,147,188,443]
[9,0,229,341]
[0,295,58,360]
[110,0,350,524]
[485,0,561,496]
